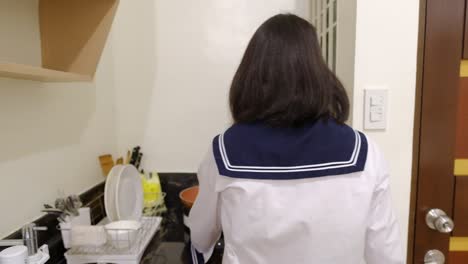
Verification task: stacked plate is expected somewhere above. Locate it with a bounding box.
[104,165,143,221]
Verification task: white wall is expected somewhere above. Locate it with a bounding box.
[0,0,119,237]
[352,0,420,256]
[141,0,310,172]
[112,1,157,158]
[336,0,357,124]
[0,0,311,237]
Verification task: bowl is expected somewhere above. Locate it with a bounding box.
[179,186,199,209]
[104,220,141,249]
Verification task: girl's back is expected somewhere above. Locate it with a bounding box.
[190,121,403,263]
[188,13,403,264]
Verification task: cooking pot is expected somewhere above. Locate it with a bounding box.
[179,186,199,210]
[179,186,224,251]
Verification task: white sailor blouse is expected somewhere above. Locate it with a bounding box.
[188,120,403,264]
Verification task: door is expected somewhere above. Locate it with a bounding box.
[411,0,468,263]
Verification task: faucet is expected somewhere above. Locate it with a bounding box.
[0,223,48,256]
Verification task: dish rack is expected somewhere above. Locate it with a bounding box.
[64,190,166,264]
[65,216,162,264]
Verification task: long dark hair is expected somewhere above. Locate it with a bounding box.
[229,14,349,126]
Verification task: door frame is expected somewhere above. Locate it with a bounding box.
[408,0,466,262]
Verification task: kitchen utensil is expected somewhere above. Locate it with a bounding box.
[55,198,66,212]
[104,165,124,222]
[129,146,140,166]
[0,245,28,264]
[104,220,141,249]
[99,154,115,177]
[26,245,49,264]
[115,165,143,220]
[126,150,131,164]
[178,186,224,253]
[116,157,124,165]
[65,195,82,217]
[65,217,162,264]
[59,207,91,249]
[70,195,83,209]
[134,153,143,169]
[70,226,107,247]
[180,186,198,236]
[54,198,71,222]
[179,186,199,209]
[65,196,79,217]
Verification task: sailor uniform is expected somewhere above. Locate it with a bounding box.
[188,120,403,264]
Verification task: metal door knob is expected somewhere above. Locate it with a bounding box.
[424,249,445,264]
[426,209,454,233]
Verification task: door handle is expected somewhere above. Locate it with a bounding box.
[425,209,454,233]
[424,249,445,264]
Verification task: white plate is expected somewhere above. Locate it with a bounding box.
[104,165,124,222]
[115,165,143,221]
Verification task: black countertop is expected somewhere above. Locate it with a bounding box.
[138,210,224,264]
[141,240,224,264]
[142,242,188,264]
[139,173,224,264]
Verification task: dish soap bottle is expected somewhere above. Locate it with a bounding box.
[141,171,166,216]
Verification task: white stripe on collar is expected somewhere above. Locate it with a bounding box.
[218,130,362,173]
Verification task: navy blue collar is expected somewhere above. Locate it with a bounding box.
[212,120,368,180]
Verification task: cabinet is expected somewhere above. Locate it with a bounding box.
[0,0,119,82]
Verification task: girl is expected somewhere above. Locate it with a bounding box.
[189,14,403,264]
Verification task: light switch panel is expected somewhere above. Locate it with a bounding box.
[364,89,388,130]
[370,95,384,106]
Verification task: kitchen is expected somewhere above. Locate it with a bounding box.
[0,0,420,263]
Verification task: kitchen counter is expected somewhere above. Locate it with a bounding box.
[137,212,224,264]
[2,173,222,264]
[138,173,224,264]
[142,242,190,264]
[141,241,224,264]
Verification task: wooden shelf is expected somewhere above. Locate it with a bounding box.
[0,0,119,82]
[0,63,92,82]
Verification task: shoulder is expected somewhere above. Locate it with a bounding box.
[210,121,370,180]
[197,146,219,185]
[360,133,390,186]
[361,134,388,170]
[215,121,367,145]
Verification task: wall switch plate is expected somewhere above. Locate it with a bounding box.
[364,88,388,130]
